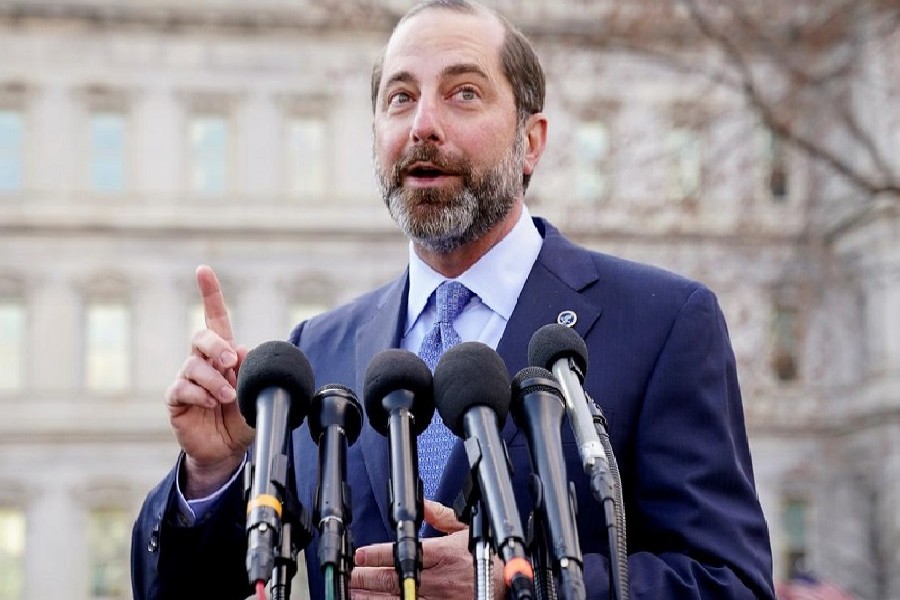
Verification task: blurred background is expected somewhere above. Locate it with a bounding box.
[0,0,897,598]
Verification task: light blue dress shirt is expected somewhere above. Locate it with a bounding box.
[402,206,543,353]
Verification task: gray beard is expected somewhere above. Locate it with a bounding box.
[375,130,526,253]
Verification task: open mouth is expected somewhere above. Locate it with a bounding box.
[404,162,456,184]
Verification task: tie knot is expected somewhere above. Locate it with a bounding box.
[435,280,472,323]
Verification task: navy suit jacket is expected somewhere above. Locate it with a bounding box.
[132,218,775,600]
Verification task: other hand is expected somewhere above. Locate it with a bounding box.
[350,500,503,600]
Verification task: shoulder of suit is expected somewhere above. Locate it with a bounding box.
[539,217,711,303]
[287,275,403,346]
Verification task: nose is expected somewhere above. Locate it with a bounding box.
[410,98,444,144]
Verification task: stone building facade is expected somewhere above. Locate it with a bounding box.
[0,1,896,599]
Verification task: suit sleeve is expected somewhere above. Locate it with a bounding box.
[582,286,775,599]
[131,458,251,600]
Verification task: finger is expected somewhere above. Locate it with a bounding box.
[196,265,234,342]
[179,356,237,404]
[225,344,249,388]
[348,591,396,600]
[355,542,395,568]
[165,377,218,410]
[420,529,470,569]
[235,344,249,367]
[190,329,238,371]
[349,566,398,596]
[424,500,466,534]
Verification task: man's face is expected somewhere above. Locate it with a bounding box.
[373,10,525,253]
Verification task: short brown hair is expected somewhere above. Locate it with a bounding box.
[370,0,545,123]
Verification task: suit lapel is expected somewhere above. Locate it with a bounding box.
[356,272,409,536]
[433,219,603,515]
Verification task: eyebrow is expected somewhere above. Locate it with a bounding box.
[441,63,490,81]
[382,63,491,93]
[383,70,417,91]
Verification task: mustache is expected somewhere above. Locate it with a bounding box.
[389,145,470,186]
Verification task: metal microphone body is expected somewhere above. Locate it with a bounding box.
[549,359,609,474]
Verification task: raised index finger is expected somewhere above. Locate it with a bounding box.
[196,264,234,342]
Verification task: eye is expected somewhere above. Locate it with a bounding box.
[388,91,413,107]
[453,86,479,101]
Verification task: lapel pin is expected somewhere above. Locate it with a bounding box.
[557,310,577,327]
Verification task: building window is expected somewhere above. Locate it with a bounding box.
[0,111,23,193]
[189,115,228,195]
[0,508,25,600]
[782,497,808,577]
[286,117,326,198]
[574,120,610,203]
[85,302,130,391]
[667,125,703,199]
[90,112,126,193]
[772,304,800,382]
[0,301,24,391]
[87,508,130,600]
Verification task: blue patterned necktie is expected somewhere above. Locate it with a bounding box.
[418,280,474,501]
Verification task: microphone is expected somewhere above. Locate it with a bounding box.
[433,341,535,600]
[363,349,434,599]
[528,323,629,600]
[308,384,363,585]
[236,340,315,588]
[511,367,585,600]
[527,324,607,480]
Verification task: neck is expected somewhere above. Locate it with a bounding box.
[414,201,523,278]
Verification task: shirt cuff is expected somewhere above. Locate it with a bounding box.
[174,453,247,526]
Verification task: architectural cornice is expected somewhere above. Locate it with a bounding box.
[0,1,399,35]
[0,0,853,47]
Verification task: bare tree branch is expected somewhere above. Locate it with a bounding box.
[679,0,900,198]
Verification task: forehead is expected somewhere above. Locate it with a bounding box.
[382,10,507,83]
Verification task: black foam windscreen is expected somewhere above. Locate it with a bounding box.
[363,349,435,437]
[527,323,589,374]
[236,340,314,429]
[433,341,510,438]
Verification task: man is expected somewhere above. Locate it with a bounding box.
[132,1,776,599]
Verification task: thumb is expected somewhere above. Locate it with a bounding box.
[424,499,466,534]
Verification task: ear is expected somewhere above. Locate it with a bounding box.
[522,112,548,180]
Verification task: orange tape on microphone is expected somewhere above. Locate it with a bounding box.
[246,494,283,518]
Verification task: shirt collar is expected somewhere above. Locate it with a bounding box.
[405,205,543,333]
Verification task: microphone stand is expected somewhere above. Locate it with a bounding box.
[320,511,354,600]
[244,449,314,600]
[525,474,557,600]
[526,514,556,600]
[337,525,355,600]
[269,520,295,600]
[272,482,313,600]
[454,465,534,600]
[584,392,628,600]
[455,480,495,600]
[471,498,495,600]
